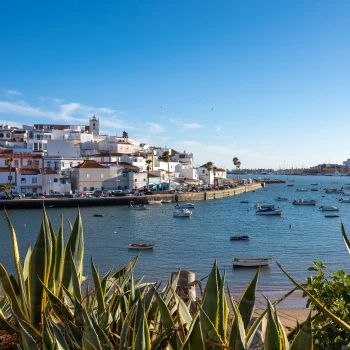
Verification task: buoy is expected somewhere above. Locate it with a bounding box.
[24,224,26,227]
[289,225,292,228]
[114,231,117,234]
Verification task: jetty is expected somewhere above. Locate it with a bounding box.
[0,183,261,209]
[261,179,285,184]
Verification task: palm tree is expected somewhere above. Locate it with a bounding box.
[213,166,218,187]
[0,183,11,200]
[233,157,240,180]
[205,161,213,188]
[236,161,241,180]
[7,157,14,196]
[161,151,171,190]
[145,159,152,190]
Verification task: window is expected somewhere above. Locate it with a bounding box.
[87,174,91,179]
[32,178,37,184]
[21,178,26,183]
[62,162,65,167]
[28,160,32,165]
[70,162,73,167]
[101,174,104,178]
[143,179,146,181]
[14,160,19,166]
[134,179,137,182]
[54,178,58,183]
[8,176,12,181]
[34,160,39,166]
[47,161,51,168]
[202,170,205,174]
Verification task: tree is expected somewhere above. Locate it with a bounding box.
[236,161,241,180]
[213,166,218,187]
[160,151,171,190]
[205,161,213,187]
[7,157,14,197]
[122,131,128,139]
[145,159,152,190]
[233,157,240,180]
[0,183,11,199]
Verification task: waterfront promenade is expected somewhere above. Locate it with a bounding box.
[0,183,261,209]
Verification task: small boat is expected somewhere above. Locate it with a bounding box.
[319,205,339,211]
[275,197,288,201]
[296,188,308,192]
[342,192,350,196]
[240,200,249,203]
[325,188,343,194]
[93,214,105,217]
[128,243,154,250]
[173,209,192,217]
[162,199,172,203]
[255,203,275,208]
[256,207,282,215]
[325,214,340,218]
[174,203,195,209]
[293,199,317,205]
[232,258,272,267]
[230,235,250,240]
[310,188,319,192]
[148,199,163,204]
[128,202,147,210]
[311,182,318,186]
[339,198,350,203]
[287,183,294,187]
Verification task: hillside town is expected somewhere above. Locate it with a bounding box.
[0,116,230,197]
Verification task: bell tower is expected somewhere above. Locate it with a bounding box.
[89,115,100,136]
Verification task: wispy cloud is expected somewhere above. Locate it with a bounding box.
[183,122,203,129]
[146,123,164,133]
[4,89,21,97]
[216,126,222,131]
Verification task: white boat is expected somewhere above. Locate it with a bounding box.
[173,209,192,217]
[275,197,288,201]
[319,205,339,211]
[174,203,195,209]
[128,243,154,250]
[232,258,273,267]
[287,183,294,187]
[148,199,163,204]
[339,198,350,203]
[128,202,147,210]
[342,192,350,196]
[256,207,282,215]
[296,188,308,192]
[293,199,317,205]
[311,182,318,186]
[255,203,275,208]
[162,199,172,203]
[325,188,343,194]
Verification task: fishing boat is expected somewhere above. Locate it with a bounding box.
[128,202,147,210]
[255,203,275,208]
[311,182,318,186]
[275,197,288,201]
[342,192,350,196]
[287,183,294,187]
[339,198,350,203]
[173,208,192,217]
[230,235,250,241]
[256,207,282,215]
[128,243,154,250]
[93,214,105,217]
[240,200,249,203]
[325,214,340,218]
[311,188,319,192]
[232,258,272,267]
[293,199,317,205]
[174,203,195,209]
[325,188,343,194]
[296,188,308,192]
[319,205,339,211]
[148,199,163,204]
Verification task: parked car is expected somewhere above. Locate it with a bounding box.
[51,191,64,196]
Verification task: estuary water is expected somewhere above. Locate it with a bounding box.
[1,174,350,292]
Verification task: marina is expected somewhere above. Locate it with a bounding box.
[1,174,350,291]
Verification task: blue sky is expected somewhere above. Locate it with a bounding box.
[1,0,350,169]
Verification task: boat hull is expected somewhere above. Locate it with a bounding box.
[128,244,154,250]
[232,258,272,267]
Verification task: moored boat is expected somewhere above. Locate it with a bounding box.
[287,183,294,187]
[128,202,147,210]
[240,200,249,203]
[232,258,272,267]
[128,243,154,250]
[311,182,318,186]
[256,207,282,215]
[148,199,163,204]
[296,188,308,192]
[162,199,172,203]
[293,199,317,205]
[319,205,339,211]
[230,235,250,240]
[275,197,288,201]
[93,213,105,217]
[255,203,275,208]
[339,198,350,203]
[325,214,340,218]
[311,188,319,191]
[174,203,195,209]
[173,208,192,217]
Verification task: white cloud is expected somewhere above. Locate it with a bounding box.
[175,140,202,147]
[0,100,52,117]
[4,89,21,96]
[169,118,182,124]
[216,126,222,131]
[146,123,164,133]
[183,122,203,129]
[98,107,117,114]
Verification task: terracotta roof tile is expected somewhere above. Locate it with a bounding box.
[18,169,40,175]
[0,153,42,159]
[73,160,106,169]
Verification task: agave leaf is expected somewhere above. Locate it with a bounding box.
[9,275,20,297]
[119,302,137,349]
[18,319,39,350]
[91,315,114,350]
[133,302,151,350]
[341,222,350,254]
[28,217,49,329]
[152,286,174,329]
[276,260,350,333]
[129,270,135,305]
[47,219,56,292]
[91,257,106,315]
[217,271,229,341]
[4,209,30,317]
[264,301,281,350]
[227,288,246,350]
[82,308,102,350]
[53,217,64,294]
[202,260,219,328]
[42,314,54,350]
[274,306,289,350]
[61,210,84,294]
[198,305,223,346]
[0,308,19,333]
[238,270,259,331]
[172,287,192,327]
[181,313,205,350]
[110,254,139,281]
[290,312,312,350]
[51,321,70,350]
[67,320,83,348]
[70,251,82,303]
[151,328,173,350]
[23,244,32,283]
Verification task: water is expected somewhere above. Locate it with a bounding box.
[1,174,350,292]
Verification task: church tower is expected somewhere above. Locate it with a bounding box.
[89,115,100,136]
